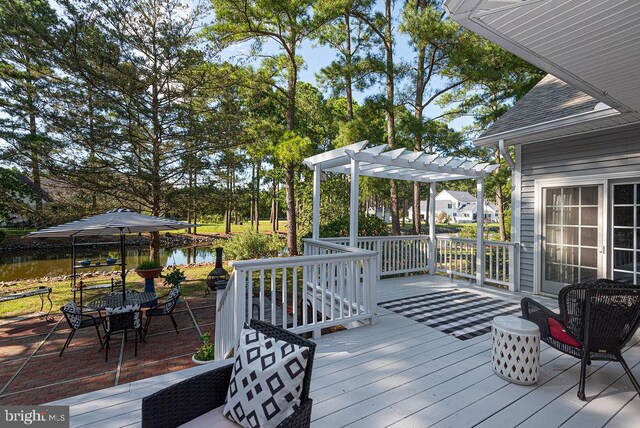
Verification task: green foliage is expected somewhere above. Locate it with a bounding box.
[310,215,389,239]
[164,268,186,287]
[220,232,283,261]
[436,211,450,224]
[504,208,512,241]
[0,228,6,244]
[194,332,215,361]
[0,168,34,223]
[273,131,313,165]
[136,260,163,270]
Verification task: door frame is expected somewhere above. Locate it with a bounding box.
[608,178,640,285]
[534,171,640,295]
[539,184,603,295]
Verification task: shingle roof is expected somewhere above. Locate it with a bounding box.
[481,74,600,138]
[439,190,476,203]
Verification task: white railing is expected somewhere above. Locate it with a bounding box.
[214,239,377,361]
[436,237,518,290]
[214,269,237,360]
[484,240,518,289]
[435,237,477,281]
[321,235,431,277]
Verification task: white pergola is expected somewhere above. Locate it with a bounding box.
[303,141,499,282]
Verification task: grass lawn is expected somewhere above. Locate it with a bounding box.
[0,265,218,320]
[1,227,35,238]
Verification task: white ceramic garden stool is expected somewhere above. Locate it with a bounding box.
[491,315,540,385]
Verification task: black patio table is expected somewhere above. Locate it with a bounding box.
[86,291,158,310]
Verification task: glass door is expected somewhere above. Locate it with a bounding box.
[542,186,602,295]
[612,183,640,284]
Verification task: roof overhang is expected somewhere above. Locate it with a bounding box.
[475,107,640,147]
[303,141,498,183]
[444,0,640,114]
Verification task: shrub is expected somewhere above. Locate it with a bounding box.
[435,211,450,224]
[164,267,186,287]
[220,232,283,261]
[194,332,215,361]
[308,215,389,238]
[137,259,163,270]
[0,229,6,245]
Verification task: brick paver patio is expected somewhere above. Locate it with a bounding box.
[0,292,215,405]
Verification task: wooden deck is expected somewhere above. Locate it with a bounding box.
[50,275,640,427]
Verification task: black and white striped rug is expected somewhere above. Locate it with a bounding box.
[379,289,522,340]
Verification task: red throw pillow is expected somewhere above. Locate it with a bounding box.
[547,318,581,348]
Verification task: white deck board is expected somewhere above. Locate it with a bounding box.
[49,274,639,427]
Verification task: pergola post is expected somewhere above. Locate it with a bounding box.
[349,158,360,247]
[429,181,436,275]
[476,178,485,286]
[312,164,321,240]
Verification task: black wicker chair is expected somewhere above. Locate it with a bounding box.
[142,287,180,337]
[59,301,104,357]
[141,319,316,428]
[522,279,640,400]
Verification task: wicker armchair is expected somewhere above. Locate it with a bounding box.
[141,319,316,428]
[522,279,640,400]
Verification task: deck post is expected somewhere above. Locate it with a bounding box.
[349,158,359,247]
[476,178,485,286]
[429,181,436,275]
[233,269,246,352]
[312,164,321,240]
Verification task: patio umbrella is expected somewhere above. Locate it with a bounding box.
[28,209,195,306]
[28,208,195,238]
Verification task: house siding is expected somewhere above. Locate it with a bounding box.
[519,124,640,293]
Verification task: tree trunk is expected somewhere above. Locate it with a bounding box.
[27,80,42,213]
[344,12,354,121]
[225,168,232,234]
[384,0,400,235]
[284,56,299,255]
[250,163,255,228]
[412,18,427,235]
[271,176,277,232]
[150,60,162,262]
[284,163,298,255]
[255,160,260,233]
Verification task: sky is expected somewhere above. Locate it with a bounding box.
[219,0,475,134]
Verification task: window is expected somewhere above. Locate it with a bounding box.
[447,203,452,209]
[543,186,600,290]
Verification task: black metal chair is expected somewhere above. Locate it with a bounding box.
[59,301,104,357]
[141,319,316,428]
[103,304,142,362]
[522,279,640,400]
[142,287,180,337]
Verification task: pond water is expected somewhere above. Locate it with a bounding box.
[0,245,217,282]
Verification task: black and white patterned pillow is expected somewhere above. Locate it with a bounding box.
[63,301,82,329]
[223,326,309,428]
[105,304,141,331]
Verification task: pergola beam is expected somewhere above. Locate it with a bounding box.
[345,148,490,178]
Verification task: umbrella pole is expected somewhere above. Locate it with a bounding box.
[120,230,126,305]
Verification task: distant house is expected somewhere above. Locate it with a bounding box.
[407,190,499,223]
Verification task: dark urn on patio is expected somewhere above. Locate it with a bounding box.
[206,247,228,291]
